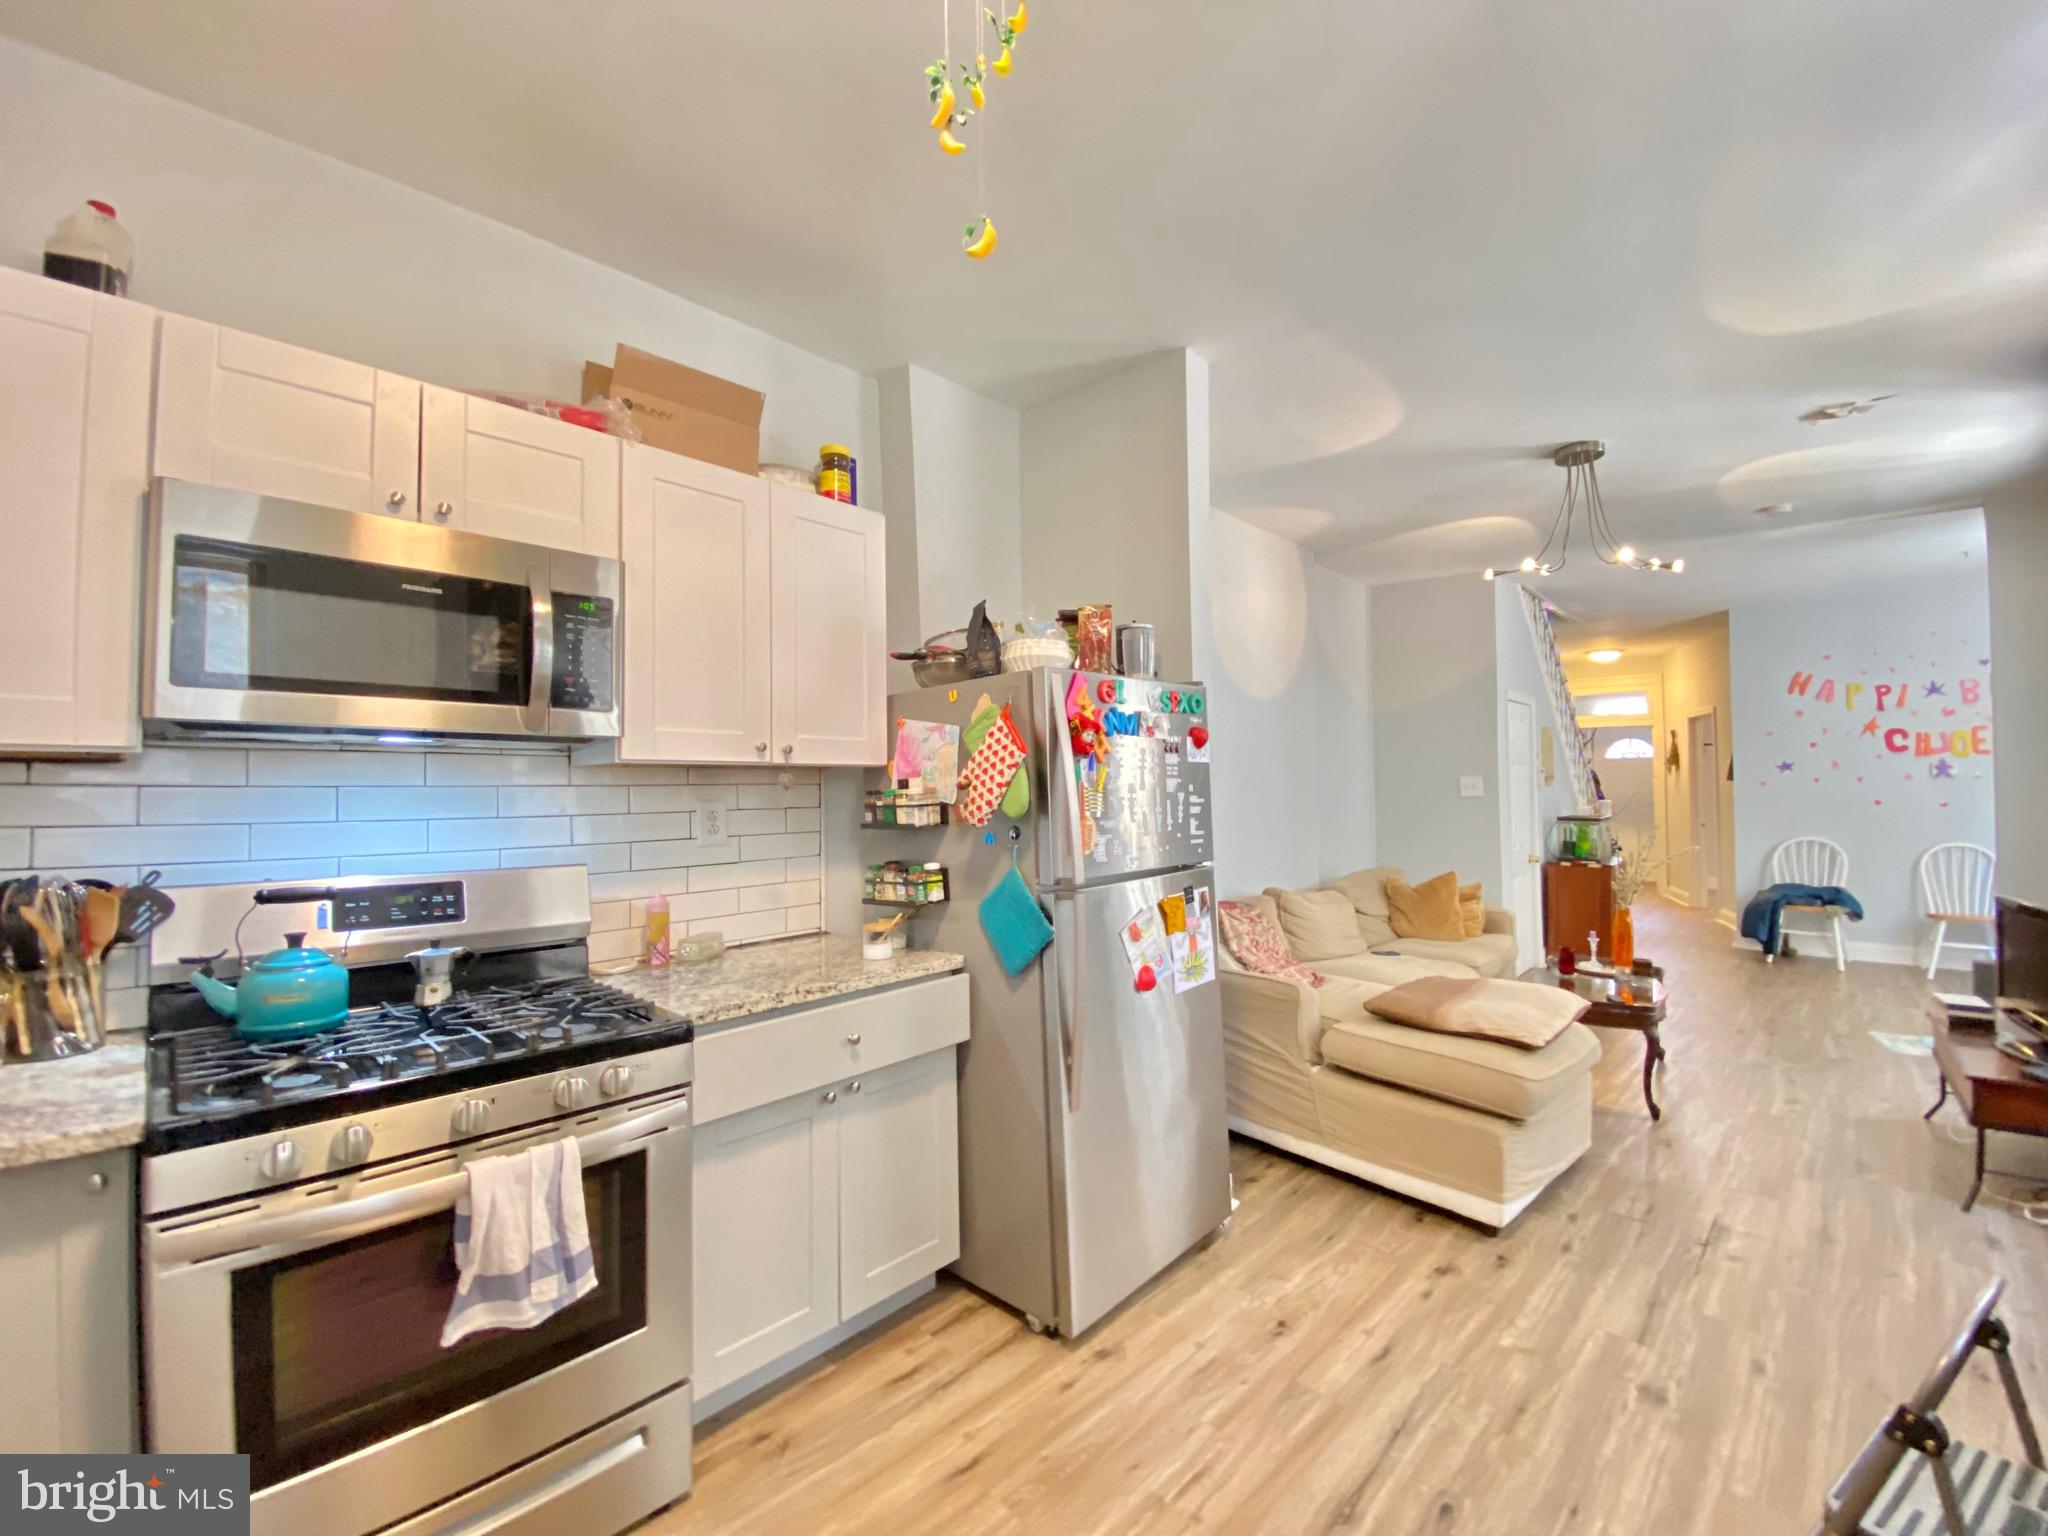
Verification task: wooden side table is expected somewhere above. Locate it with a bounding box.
[1927,1005,2048,1212]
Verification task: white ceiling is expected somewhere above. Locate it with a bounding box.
[6,1,2046,633]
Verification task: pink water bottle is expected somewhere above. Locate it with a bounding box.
[645,892,671,968]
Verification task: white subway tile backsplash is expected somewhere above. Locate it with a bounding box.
[738,832,821,861]
[341,852,499,875]
[140,787,337,824]
[736,783,823,809]
[784,807,821,833]
[36,823,246,866]
[628,840,734,871]
[693,909,787,942]
[426,753,571,786]
[590,900,632,933]
[690,766,821,785]
[785,856,822,880]
[339,787,497,821]
[429,817,571,852]
[569,762,695,786]
[153,858,342,887]
[29,748,247,786]
[251,821,428,858]
[727,809,789,836]
[626,785,735,814]
[497,844,632,874]
[573,812,694,844]
[248,749,425,786]
[0,829,25,866]
[0,786,138,826]
[738,881,817,913]
[635,889,740,924]
[587,928,642,964]
[784,904,822,933]
[23,865,140,886]
[686,859,788,893]
[498,786,629,818]
[0,763,26,784]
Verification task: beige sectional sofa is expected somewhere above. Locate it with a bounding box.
[1220,868,1597,1229]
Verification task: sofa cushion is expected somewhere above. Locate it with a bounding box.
[1319,1015,1600,1121]
[1382,931,1520,980]
[1458,882,1485,938]
[1218,899,1324,987]
[1319,951,1478,987]
[1387,871,1464,940]
[1264,887,1363,963]
[1322,868,1400,947]
[1364,975,1588,1050]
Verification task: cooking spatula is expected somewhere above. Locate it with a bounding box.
[114,870,176,946]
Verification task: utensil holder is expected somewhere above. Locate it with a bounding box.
[1,959,104,1063]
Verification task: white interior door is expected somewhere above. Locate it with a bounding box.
[838,1051,960,1318]
[1506,694,1541,971]
[617,444,772,763]
[419,384,620,556]
[769,485,887,766]
[154,315,420,516]
[1688,710,1721,910]
[692,1089,839,1396]
[0,271,153,752]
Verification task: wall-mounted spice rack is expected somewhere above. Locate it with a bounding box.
[864,861,949,906]
[862,789,949,828]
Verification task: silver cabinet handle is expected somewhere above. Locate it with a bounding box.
[782,744,794,759]
[86,1171,108,1194]
[846,1032,862,1046]
[433,500,453,519]
[387,490,408,508]
[822,1090,838,1104]
[849,1080,862,1093]
[755,742,768,755]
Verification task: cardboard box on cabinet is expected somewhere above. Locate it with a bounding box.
[583,345,764,474]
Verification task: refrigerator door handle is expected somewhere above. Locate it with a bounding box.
[1052,673,1085,886]
[1053,889,1082,1112]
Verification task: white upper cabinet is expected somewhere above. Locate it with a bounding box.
[420,384,620,558]
[154,314,420,517]
[614,444,772,764]
[769,484,888,767]
[0,269,154,752]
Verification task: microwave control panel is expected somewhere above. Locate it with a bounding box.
[550,593,616,713]
[327,880,466,932]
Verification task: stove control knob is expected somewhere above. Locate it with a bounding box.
[452,1099,492,1137]
[553,1076,591,1111]
[333,1124,375,1166]
[599,1065,634,1099]
[259,1139,304,1182]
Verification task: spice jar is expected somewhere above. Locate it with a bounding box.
[817,444,857,505]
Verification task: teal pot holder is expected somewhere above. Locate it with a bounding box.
[979,865,1054,977]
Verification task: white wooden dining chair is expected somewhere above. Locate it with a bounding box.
[1919,842,1996,980]
[1769,836,1852,971]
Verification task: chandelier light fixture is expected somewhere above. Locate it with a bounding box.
[1483,440,1684,581]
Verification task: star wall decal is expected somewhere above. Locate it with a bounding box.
[1776,760,1794,773]
[1860,718,1880,737]
[1931,758,1956,779]
[1924,681,1946,698]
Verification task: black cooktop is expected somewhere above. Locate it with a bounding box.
[146,943,688,1151]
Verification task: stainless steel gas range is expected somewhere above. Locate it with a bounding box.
[140,866,693,1536]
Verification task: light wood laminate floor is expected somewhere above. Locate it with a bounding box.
[645,898,2047,1535]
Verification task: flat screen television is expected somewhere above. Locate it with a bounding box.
[1997,896,2048,1032]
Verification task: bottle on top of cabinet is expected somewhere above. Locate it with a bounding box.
[43,201,133,296]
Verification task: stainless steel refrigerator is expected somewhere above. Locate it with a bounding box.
[882,668,1230,1337]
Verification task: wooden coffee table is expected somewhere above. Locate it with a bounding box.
[1527,966,1668,1120]
[1927,1004,2048,1212]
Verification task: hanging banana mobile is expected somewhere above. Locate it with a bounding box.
[925,0,1031,260]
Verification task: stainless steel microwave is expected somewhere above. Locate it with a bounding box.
[145,479,620,743]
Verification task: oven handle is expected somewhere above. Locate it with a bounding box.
[150,1093,689,1269]
[525,563,556,735]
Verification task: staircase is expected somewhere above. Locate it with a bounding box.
[1516,586,1596,811]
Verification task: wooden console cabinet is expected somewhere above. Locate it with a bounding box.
[1543,861,1614,959]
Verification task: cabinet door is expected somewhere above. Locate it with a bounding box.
[0,271,153,751]
[769,485,887,766]
[617,444,772,763]
[838,1049,960,1318]
[0,1151,137,1452]
[692,1088,840,1395]
[420,384,621,557]
[154,314,420,516]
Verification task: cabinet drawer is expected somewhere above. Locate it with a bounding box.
[694,974,967,1124]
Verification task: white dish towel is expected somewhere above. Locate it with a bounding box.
[441,1137,599,1348]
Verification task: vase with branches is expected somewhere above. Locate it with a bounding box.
[1609,836,1694,967]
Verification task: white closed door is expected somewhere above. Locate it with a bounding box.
[769,485,887,766]
[154,315,420,516]
[692,1089,840,1395]
[0,271,154,752]
[618,445,772,763]
[419,384,620,556]
[1506,695,1541,971]
[837,1051,961,1318]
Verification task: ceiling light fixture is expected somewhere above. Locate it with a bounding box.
[1804,395,1893,424]
[1481,441,1683,582]
[1586,648,1625,664]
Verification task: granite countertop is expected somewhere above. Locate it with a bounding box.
[0,1040,149,1172]
[606,934,963,1031]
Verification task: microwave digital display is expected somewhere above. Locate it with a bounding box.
[550,593,615,713]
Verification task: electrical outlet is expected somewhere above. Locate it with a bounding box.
[698,803,728,847]
[1458,776,1485,798]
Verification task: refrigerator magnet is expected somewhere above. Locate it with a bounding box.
[1157,892,1187,935]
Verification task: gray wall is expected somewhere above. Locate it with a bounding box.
[1986,476,2048,907]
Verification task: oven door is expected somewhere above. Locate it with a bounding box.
[144,1089,690,1536]
[148,478,570,739]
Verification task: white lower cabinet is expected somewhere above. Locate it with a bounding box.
[691,979,967,1401]
[0,1149,137,1453]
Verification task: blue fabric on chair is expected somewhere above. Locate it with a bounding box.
[979,865,1054,977]
[1740,883,1864,955]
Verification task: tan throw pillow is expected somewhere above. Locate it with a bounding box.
[1457,882,1485,939]
[1265,887,1362,962]
[1365,976,1589,1050]
[1386,872,1464,941]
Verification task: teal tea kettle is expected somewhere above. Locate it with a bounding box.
[190,931,350,1040]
